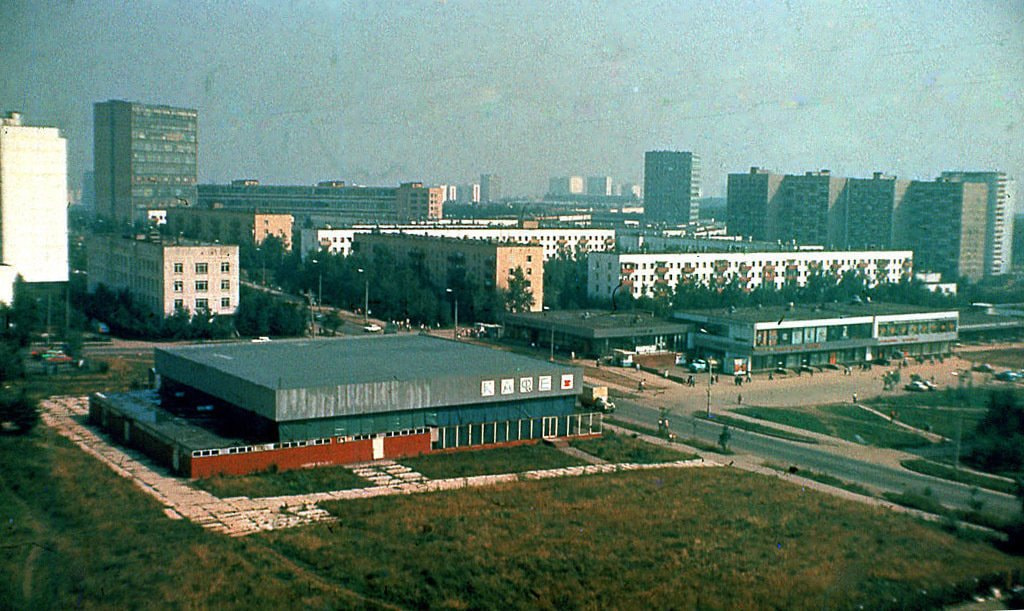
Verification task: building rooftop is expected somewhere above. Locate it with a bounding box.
[156,334,570,391]
[504,310,692,338]
[674,302,957,324]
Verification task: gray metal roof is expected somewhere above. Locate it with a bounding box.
[674,303,957,325]
[156,334,570,390]
[504,310,692,339]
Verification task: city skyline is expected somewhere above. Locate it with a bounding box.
[1,1,1022,197]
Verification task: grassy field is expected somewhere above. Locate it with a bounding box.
[4,423,1024,608]
[735,404,932,449]
[901,459,1018,495]
[569,430,698,463]
[865,387,1022,411]
[400,442,588,479]
[266,468,1024,610]
[0,427,372,609]
[194,464,372,498]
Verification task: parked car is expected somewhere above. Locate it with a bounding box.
[904,380,931,392]
[972,363,995,373]
[687,359,708,373]
[994,370,1022,382]
[363,323,383,333]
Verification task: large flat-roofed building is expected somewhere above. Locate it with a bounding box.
[0,111,69,301]
[197,181,400,226]
[94,100,197,225]
[300,225,615,261]
[588,250,913,302]
[503,310,693,358]
[89,335,596,478]
[164,208,294,250]
[86,235,239,316]
[644,151,700,225]
[353,233,545,311]
[674,303,958,374]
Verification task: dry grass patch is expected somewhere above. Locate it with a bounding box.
[265,468,1024,609]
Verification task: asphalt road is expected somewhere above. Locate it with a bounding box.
[615,397,1021,517]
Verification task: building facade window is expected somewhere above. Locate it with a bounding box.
[174,299,184,310]
[195,280,208,292]
[173,280,183,292]
[221,297,231,308]
[195,298,208,311]
[173,262,183,273]
[195,262,208,274]
[221,262,230,272]
[221,279,230,290]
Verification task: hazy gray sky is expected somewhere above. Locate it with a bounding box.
[2,0,1022,197]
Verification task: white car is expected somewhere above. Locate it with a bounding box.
[363,323,383,333]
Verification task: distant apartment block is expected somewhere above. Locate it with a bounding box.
[354,233,544,312]
[549,176,585,196]
[86,235,239,316]
[395,182,444,222]
[0,111,69,301]
[480,174,501,203]
[457,183,481,204]
[94,100,197,225]
[619,182,642,199]
[940,171,1016,276]
[727,167,996,280]
[165,208,294,250]
[587,176,613,196]
[644,151,700,225]
[895,179,987,281]
[588,249,913,301]
[301,226,615,261]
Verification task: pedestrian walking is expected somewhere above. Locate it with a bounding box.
[737,393,743,405]
[852,392,858,403]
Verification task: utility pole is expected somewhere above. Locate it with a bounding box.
[549,326,555,362]
[954,413,963,473]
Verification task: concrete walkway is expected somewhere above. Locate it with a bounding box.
[41,396,712,538]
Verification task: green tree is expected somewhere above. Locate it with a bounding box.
[968,390,1024,474]
[0,341,24,383]
[504,267,535,313]
[0,391,38,435]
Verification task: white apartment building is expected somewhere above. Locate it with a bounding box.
[300,226,616,261]
[0,111,69,300]
[588,250,913,301]
[87,236,239,316]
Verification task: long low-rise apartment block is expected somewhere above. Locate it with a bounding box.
[588,250,913,301]
[299,225,615,261]
[86,234,239,316]
[354,233,545,311]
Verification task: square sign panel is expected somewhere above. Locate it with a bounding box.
[561,374,574,390]
[519,377,533,393]
[501,378,515,395]
[538,376,552,391]
[481,380,495,397]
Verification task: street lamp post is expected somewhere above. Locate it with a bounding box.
[446,288,459,340]
[311,259,322,306]
[706,361,713,418]
[357,268,368,324]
